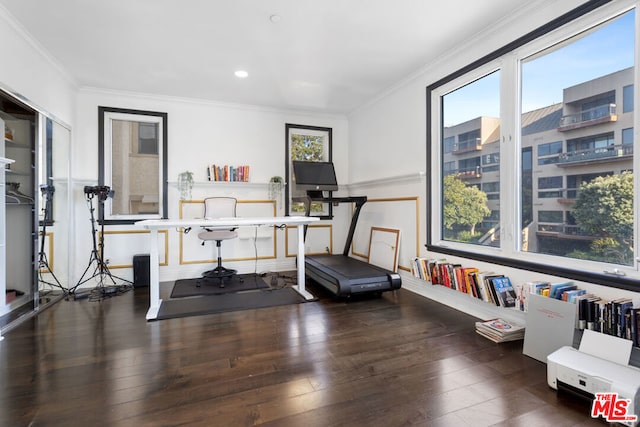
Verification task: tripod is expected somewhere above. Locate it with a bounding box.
[38,185,67,294]
[69,188,131,298]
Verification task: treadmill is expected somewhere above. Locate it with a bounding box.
[292,161,402,297]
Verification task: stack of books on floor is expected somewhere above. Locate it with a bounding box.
[475,318,525,343]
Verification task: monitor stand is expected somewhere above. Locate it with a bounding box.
[306,190,324,199]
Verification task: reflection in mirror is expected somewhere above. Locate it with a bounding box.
[38,118,71,293]
[99,107,167,223]
[285,124,333,218]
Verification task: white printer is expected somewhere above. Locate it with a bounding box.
[548,346,640,426]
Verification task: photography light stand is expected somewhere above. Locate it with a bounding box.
[37,185,67,296]
[69,186,132,300]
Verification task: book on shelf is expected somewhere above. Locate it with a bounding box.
[428,259,443,285]
[411,258,421,280]
[207,164,250,182]
[614,298,633,338]
[462,267,479,297]
[412,256,640,350]
[634,308,640,347]
[561,288,585,303]
[471,271,496,304]
[577,294,600,330]
[475,318,525,343]
[514,282,544,311]
[527,281,551,296]
[549,281,576,299]
[483,274,504,306]
[490,276,517,308]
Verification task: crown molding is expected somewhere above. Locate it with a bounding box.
[78,86,348,121]
[348,0,573,117]
[0,3,77,89]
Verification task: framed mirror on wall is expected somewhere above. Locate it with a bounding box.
[284,123,333,218]
[98,107,168,224]
[37,117,71,295]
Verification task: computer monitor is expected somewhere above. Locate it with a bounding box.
[292,160,338,197]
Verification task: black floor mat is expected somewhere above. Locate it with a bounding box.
[156,287,308,320]
[170,274,269,298]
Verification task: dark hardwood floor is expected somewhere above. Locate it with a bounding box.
[0,281,606,426]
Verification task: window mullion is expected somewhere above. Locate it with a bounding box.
[499,55,519,256]
[634,4,640,272]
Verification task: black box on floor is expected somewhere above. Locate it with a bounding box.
[133,254,150,288]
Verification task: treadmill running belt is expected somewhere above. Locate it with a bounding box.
[305,254,401,296]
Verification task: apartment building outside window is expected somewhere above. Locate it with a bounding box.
[428,1,638,289]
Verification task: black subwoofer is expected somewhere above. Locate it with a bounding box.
[133,254,150,288]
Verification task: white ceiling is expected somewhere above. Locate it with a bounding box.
[0,0,535,114]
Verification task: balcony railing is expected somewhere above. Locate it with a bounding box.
[536,223,593,239]
[557,143,633,165]
[453,138,482,154]
[455,166,481,180]
[558,104,617,131]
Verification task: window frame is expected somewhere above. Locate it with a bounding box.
[98,106,168,224]
[426,0,640,290]
[284,123,334,218]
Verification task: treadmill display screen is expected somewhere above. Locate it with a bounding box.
[292,161,338,193]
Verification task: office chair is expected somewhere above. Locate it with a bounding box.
[197,197,238,287]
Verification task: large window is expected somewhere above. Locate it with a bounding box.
[428,1,639,289]
[440,71,500,244]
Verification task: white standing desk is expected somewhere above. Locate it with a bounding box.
[135,216,319,320]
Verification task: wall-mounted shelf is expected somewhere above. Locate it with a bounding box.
[169,180,268,190]
[6,170,31,176]
[6,201,34,206]
[0,157,15,167]
[5,139,30,149]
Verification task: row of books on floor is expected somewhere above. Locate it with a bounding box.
[519,279,640,348]
[475,318,525,343]
[410,257,518,309]
[207,164,250,182]
[578,294,640,346]
[513,280,582,313]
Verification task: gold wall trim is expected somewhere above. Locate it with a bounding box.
[179,199,277,265]
[38,231,54,273]
[351,196,419,272]
[100,229,169,268]
[285,224,333,257]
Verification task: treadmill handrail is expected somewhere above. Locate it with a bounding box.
[294,194,367,256]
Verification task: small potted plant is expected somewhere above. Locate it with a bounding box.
[268,176,284,206]
[177,170,194,200]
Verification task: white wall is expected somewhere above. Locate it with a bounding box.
[0,6,75,124]
[73,89,350,284]
[0,0,357,289]
[75,89,348,184]
[0,7,76,303]
[347,0,640,320]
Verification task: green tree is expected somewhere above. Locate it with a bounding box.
[290,134,326,213]
[291,134,324,161]
[443,175,491,236]
[572,172,634,263]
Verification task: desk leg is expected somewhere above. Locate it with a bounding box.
[146,229,162,320]
[292,224,315,301]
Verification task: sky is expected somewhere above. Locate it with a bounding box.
[442,9,635,127]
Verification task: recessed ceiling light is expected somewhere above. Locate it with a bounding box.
[234,70,248,78]
[269,14,281,23]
